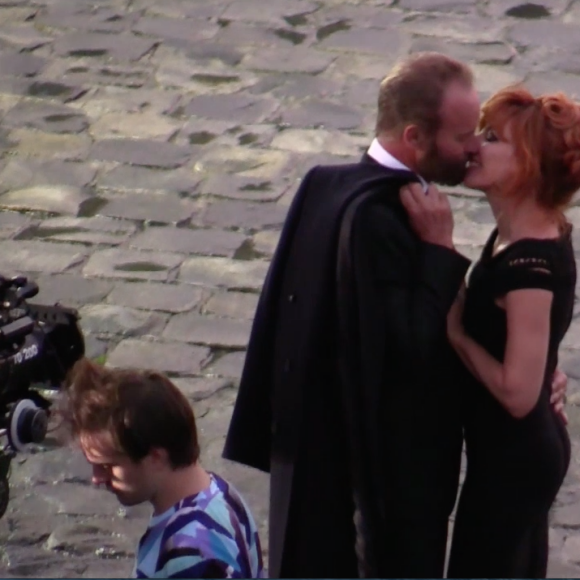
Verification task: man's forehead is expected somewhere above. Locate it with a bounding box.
[440,83,480,129]
[80,431,120,462]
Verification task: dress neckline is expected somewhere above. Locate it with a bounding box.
[482,225,571,263]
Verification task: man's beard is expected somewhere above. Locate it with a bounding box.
[417,141,468,186]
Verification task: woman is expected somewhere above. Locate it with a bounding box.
[405,86,579,578]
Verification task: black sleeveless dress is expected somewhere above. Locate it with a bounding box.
[447,227,575,579]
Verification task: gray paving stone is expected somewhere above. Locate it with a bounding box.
[133,0,229,19]
[214,22,304,48]
[25,215,137,245]
[172,377,232,402]
[562,535,580,565]
[0,210,32,239]
[10,128,91,160]
[402,14,505,43]
[79,303,168,337]
[3,101,88,133]
[24,79,88,103]
[0,240,86,274]
[200,175,288,202]
[0,185,90,215]
[41,481,125,517]
[107,338,210,374]
[398,0,477,11]
[90,111,181,141]
[203,291,259,320]
[271,128,368,156]
[243,46,335,74]
[252,230,280,257]
[90,139,192,169]
[28,273,113,306]
[204,350,246,379]
[410,38,517,65]
[508,20,580,50]
[0,159,96,192]
[163,314,251,348]
[179,256,269,291]
[53,32,157,61]
[47,520,136,558]
[98,193,198,223]
[98,165,200,194]
[281,98,364,130]
[83,248,184,281]
[183,94,279,124]
[132,16,220,46]
[195,200,288,230]
[221,0,319,24]
[107,281,206,313]
[0,52,46,76]
[319,27,410,56]
[129,227,246,257]
[0,25,53,51]
[486,0,569,18]
[268,74,344,100]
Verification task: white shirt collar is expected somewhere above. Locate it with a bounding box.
[367,138,428,191]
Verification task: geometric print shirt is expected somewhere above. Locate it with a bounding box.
[133,473,265,578]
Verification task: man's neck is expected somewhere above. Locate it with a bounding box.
[376,136,418,172]
[151,463,211,516]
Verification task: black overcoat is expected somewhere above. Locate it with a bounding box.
[223,155,471,578]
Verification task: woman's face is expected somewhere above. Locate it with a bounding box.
[463,122,518,195]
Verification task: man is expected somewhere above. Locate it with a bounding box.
[60,357,264,579]
[223,52,567,578]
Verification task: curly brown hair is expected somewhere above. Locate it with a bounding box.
[60,357,200,469]
[480,85,580,212]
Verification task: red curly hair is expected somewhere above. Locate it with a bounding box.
[479,85,580,211]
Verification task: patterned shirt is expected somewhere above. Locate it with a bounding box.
[134,473,264,578]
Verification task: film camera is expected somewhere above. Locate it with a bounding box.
[0,274,84,518]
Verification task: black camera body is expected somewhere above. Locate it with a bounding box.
[0,274,85,517]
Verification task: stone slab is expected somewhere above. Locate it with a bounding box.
[83,248,184,281]
[203,291,259,320]
[179,257,269,291]
[79,304,168,337]
[29,273,113,307]
[107,281,206,313]
[90,139,192,168]
[98,193,198,223]
[27,215,137,245]
[129,227,246,257]
[194,200,288,230]
[163,313,251,349]
[54,32,157,61]
[0,159,96,192]
[0,185,90,215]
[0,240,86,274]
[107,338,210,374]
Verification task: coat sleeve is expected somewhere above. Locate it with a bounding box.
[356,202,471,373]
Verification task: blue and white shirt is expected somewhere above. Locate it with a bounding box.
[134,473,264,578]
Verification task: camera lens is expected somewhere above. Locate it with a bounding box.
[19,407,48,444]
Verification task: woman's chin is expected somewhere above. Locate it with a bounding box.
[463,174,483,192]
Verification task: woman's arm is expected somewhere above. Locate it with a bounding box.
[448,288,553,418]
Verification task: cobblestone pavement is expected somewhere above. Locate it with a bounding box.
[1,0,580,577]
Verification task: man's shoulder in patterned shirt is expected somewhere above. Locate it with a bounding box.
[135,472,265,579]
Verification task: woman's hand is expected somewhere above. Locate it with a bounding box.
[399,182,455,249]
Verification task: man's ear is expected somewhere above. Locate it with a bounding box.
[402,124,428,153]
[148,447,169,468]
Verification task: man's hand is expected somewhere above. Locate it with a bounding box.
[400,183,454,249]
[551,368,568,424]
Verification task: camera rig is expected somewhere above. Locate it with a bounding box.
[0,274,84,518]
